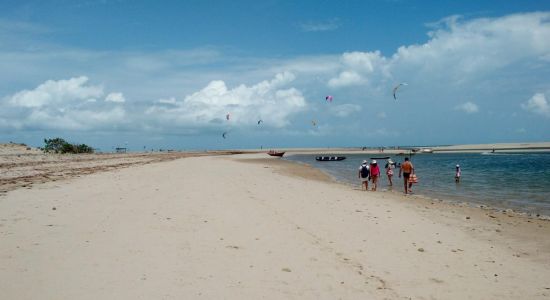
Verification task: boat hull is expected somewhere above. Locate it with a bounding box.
[315,156,346,161]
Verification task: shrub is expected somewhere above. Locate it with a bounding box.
[43,138,94,154]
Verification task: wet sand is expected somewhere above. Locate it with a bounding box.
[0,152,549,299]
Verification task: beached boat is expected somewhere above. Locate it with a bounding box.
[267,150,285,157]
[315,156,346,161]
[421,148,433,153]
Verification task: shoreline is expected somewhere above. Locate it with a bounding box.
[244,154,550,229]
[283,152,550,221]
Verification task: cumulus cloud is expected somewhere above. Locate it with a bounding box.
[522,93,550,117]
[328,71,363,88]
[105,92,125,103]
[327,51,387,88]
[145,72,306,128]
[454,102,479,113]
[8,76,103,108]
[1,76,126,131]
[326,12,550,89]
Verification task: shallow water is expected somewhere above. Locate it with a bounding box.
[285,152,550,216]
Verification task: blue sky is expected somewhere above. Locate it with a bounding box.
[1,0,549,150]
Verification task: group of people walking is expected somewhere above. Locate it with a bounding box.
[358,157,415,194]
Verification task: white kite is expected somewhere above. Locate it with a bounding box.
[392,83,408,100]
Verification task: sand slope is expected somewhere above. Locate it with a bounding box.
[0,154,549,299]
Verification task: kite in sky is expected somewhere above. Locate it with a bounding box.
[222,132,227,139]
[311,120,317,127]
[392,83,408,100]
[325,95,333,103]
[226,113,231,121]
[257,119,263,125]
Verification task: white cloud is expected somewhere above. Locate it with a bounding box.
[327,51,387,88]
[326,12,550,89]
[157,97,177,104]
[8,76,103,108]
[145,72,306,128]
[1,76,126,131]
[522,93,550,117]
[454,102,479,113]
[105,92,125,103]
[299,19,340,32]
[328,71,363,88]
[330,104,362,117]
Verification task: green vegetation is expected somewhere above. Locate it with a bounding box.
[43,138,94,154]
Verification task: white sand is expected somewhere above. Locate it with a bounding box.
[1,154,549,299]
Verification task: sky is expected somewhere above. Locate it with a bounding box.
[1,0,550,151]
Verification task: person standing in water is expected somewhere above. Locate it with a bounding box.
[455,164,461,183]
[370,160,381,191]
[358,160,370,191]
[398,157,414,194]
[385,159,395,186]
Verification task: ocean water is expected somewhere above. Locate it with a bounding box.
[285,152,550,216]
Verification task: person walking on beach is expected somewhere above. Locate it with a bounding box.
[398,157,414,194]
[370,160,381,191]
[385,159,395,186]
[455,164,461,183]
[358,160,370,191]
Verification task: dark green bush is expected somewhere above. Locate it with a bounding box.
[43,138,94,154]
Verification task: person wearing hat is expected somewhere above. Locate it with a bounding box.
[358,160,370,190]
[455,164,461,183]
[370,159,381,191]
[385,158,395,186]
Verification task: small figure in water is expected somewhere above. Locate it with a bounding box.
[370,160,381,191]
[399,157,414,194]
[385,159,395,186]
[455,164,461,183]
[358,160,370,191]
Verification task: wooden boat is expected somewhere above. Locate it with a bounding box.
[267,150,285,157]
[315,156,346,161]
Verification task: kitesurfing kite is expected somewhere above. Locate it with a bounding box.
[257,119,263,125]
[325,95,333,103]
[226,113,231,121]
[222,132,227,139]
[392,83,408,100]
[311,120,317,127]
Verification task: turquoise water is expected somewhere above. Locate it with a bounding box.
[285,153,550,216]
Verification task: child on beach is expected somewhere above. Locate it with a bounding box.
[358,160,370,191]
[455,164,461,183]
[370,160,381,191]
[385,159,395,186]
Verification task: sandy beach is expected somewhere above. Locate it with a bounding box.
[1,152,549,299]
